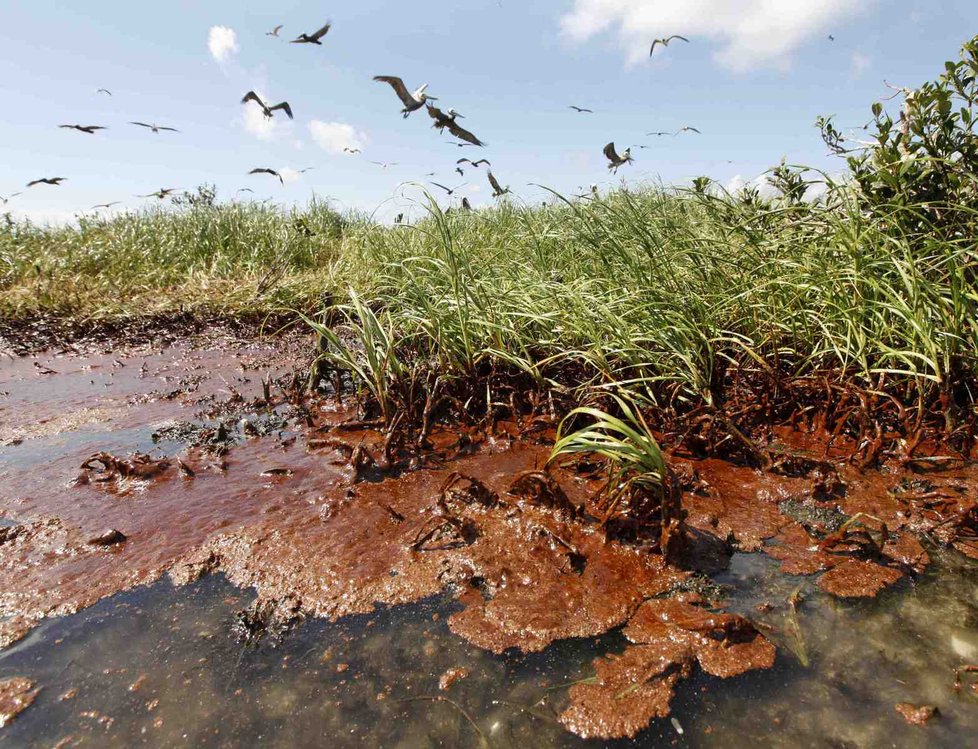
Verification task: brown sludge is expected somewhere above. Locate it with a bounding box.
[894,702,939,726]
[2,330,978,741]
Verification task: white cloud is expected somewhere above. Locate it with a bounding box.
[560,0,871,72]
[208,26,238,63]
[308,121,367,155]
[850,51,871,77]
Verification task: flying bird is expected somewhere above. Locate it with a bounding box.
[241,91,293,119]
[267,25,284,37]
[96,88,112,96]
[249,168,284,185]
[431,182,464,196]
[455,167,464,176]
[374,76,436,117]
[298,167,315,174]
[487,171,510,197]
[427,104,485,146]
[27,177,66,187]
[457,158,491,168]
[91,202,120,209]
[130,122,179,133]
[369,160,398,169]
[603,142,633,173]
[343,147,361,154]
[0,192,22,204]
[237,188,254,193]
[650,35,689,56]
[828,35,836,41]
[569,105,593,113]
[59,124,107,134]
[646,126,701,137]
[137,188,177,199]
[291,22,332,45]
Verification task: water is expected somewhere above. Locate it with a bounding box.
[1,549,975,748]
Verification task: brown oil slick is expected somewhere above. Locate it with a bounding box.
[2,330,978,742]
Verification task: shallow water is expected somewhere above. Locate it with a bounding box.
[2,333,976,746]
[1,548,975,748]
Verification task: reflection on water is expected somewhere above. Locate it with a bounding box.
[0,550,976,748]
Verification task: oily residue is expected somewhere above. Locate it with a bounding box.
[2,331,978,741]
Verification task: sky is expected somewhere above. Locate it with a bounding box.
[1,0,977,224]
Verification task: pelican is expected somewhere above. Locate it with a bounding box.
[249,168,284,185]
[241,91,293,119]
[569,105,593,113]
[137,188,177,199]
[60,124,107,134]
[267,25,284,37]
[0,192,22,204]
[487,171,510,197]
[457,158,490,168]
[27,177,66,187]
[291,22,332,45]
[130,122,179,133]
[603,142,633,173]
[374,76,436,117]
[650,35,689,56]
[427,104,485,146]
[92,202,120,209]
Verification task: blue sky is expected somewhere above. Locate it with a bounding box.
[1,0,976,223]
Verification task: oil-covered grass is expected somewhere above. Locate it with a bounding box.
[313,182,977,461]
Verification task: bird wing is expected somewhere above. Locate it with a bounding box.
[26,180,42,187]
[446,120,485,146]
[59,125,77,130]
[241,91,265,107]
[270,102,294,119]
[374,76,414,107]
[130,122,153,128]
[669,35,689,43]
[431,182,452,194]
[271,25,283,35]
[158,126,179,132]
[603,142,620,162]
[686,127,701,134]
[472,159,491,167]
[310,22,332,41]
[650,39,660,55]
[427,104,450,127]
[457,158,472,165]
[488,172,503,193]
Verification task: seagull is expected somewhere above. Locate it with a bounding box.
[249,168,284,185]
[646,127,700,137]
[569,105,593,113]
[266,25,284,37]
[241,91,293,119]
[27,177,66,187]
[487,171,510,197]
[343,147,361,154]
[59,124,107,134]
[96,88,112,96]
[427,104,486,146]
[0,192,22,204]
[431,181,464,196]
[237,188,254,193]
[369,160,398,169]
[650,35,689,56]
[374,76,436,117]
[291,22,332,45]
[91,202,120,209]
[603,142,633,173]
[137,188,177,199]
[458,158,491,168]
[130,122,179,133]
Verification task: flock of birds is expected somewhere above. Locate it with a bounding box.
[4,22,769,215]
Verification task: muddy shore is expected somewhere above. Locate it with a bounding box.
[1,327,976,741]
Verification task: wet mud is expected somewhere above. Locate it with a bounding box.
[2,331,977,742]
